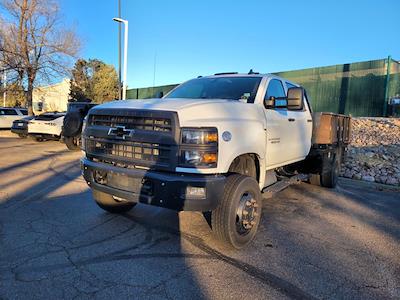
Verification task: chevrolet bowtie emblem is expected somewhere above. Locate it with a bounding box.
[108,125,134,139]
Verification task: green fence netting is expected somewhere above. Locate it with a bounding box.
[275,58,400,117]
[126,84,177,100]
[127,58,400,117]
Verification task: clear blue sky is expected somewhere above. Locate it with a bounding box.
[61,0,400,88]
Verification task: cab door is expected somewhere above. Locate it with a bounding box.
[263,78,294,169]
[285,83,312,161]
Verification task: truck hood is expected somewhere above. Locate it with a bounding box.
[91,98,265,126]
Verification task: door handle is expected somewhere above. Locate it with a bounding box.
[288,118,296,122]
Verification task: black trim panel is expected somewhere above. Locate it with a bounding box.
[81,158,225,212]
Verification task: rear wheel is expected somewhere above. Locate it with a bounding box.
[211,174,262,249]
[320,151,340,188]
[92,189,136,213]
[64,136,81,151]
[33,136,44,142]
[310,150,340,188]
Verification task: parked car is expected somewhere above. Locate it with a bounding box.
[62,102,97,150]
[0,107,28,129]
[28,112,65,141]
[11,116,35,138]
[81,72,351,249]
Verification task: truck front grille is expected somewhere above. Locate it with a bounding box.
[84,109,179,171]
[89,115,172,132]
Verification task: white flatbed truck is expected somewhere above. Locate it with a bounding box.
[81,72,351,249]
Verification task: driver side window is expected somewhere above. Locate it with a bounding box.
[265,79,286,107]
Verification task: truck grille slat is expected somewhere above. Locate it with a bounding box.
[86,138,171,165]
[89,115,172,132]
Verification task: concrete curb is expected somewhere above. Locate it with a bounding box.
[339,177,400,191]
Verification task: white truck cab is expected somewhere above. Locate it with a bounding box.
[81,73,350,249]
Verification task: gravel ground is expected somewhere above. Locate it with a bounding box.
[341,118,400,186]
[0,138,399,299]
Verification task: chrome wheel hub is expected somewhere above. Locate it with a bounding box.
[236,193,259,235]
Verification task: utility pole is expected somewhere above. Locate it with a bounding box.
[152,51,157,96]
[118,0,122,100]
[2,70,6,107]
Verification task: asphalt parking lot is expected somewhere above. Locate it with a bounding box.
[0,137,399,299]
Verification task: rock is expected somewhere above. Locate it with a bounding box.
[365,152,374,158]
[344,171,353,178]
[342,117,400,186]
[385,178,399,186]
[379,176,388,183]
[362,175,375,182]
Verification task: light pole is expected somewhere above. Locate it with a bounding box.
[117,0,121,100]
[113,17,128,100]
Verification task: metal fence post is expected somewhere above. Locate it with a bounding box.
[383,55,391,117]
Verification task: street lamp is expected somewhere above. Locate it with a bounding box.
[113,17,128,100]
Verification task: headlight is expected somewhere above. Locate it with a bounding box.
[181,128,218,145]
[82,115,88,133]
[81,116,88,151]
[179,127,218,168]
[180,150,217,168]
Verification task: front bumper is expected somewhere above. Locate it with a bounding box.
[28,133,60,140]
[81,158,225,211]
[11,127,27,135]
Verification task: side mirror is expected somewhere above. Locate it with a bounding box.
[264,96,288,109]
[155,91,164,98]
[287,87,304,110]
[264,96,275,108]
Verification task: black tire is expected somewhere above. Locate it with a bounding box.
[64,136,81,151]
[18,133,27,139]
[211,174,262,249]
[92,189,136,213]
[33,136,44,142]
[320,151,339,188]
[309,174,321,186]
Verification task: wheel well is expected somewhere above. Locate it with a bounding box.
[228,154,260,182]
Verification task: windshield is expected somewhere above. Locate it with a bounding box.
[165,77,262,103]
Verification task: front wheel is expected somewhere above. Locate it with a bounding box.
[92,189,136,213]
[18,133,27,139]
[64,136,81,151]
[211,174,262,249]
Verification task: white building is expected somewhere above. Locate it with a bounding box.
[33,79,70,114]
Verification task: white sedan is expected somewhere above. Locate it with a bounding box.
[28,112,65,141]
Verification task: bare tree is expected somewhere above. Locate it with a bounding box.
[0,0,80,114]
